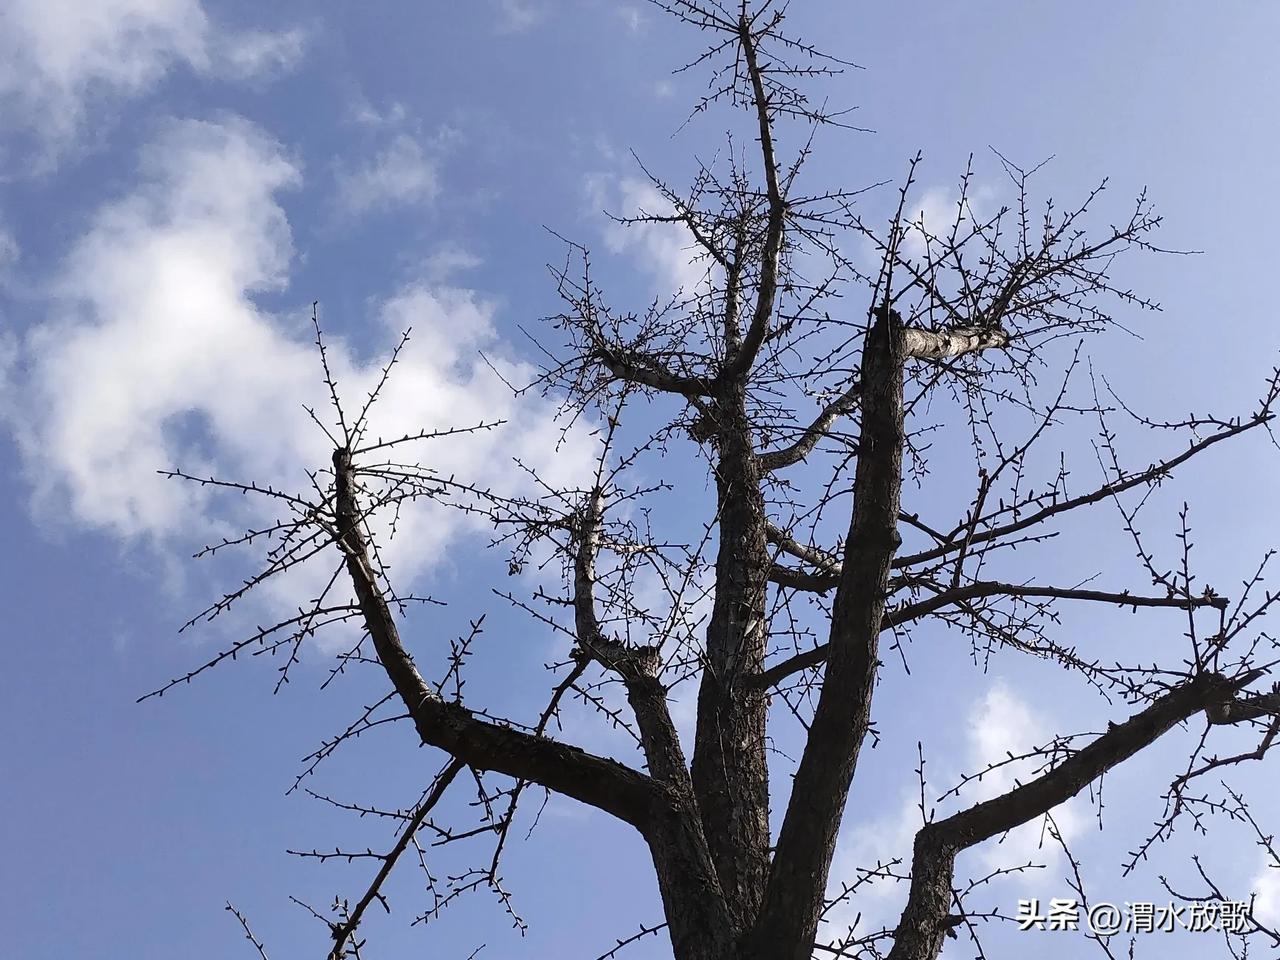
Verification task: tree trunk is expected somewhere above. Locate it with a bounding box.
[690,381,773,931]
[746,308,906,959]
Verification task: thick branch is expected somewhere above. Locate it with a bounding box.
[749,308,905,959]
[766,521,843,575]
[567,489,739,956]
[690,382,774,929]
[331,448,659,831]
[1208,688,1280,725]
[572,488,691,787]
[759,383,862,472]
[767,564,840,593]
[758,324,1009,472]
[595,344,713,397]
[887,671,1253,960]
[901,325,1010,361]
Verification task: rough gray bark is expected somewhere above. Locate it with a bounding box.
[689,383,773,933]
[747,307,905,958]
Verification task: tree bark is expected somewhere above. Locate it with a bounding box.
[748,308,906,959]
[691,382,773,932]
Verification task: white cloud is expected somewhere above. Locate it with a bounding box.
[898,184,997,261]
[423,244,483,283]
[351,99,410,130]
[337,133,440,216]
[16,116,303,537]
[825,682,1084,941]
[0,0,303,152]
[217,26,307,78]
[586,174,716,296]
[4,116,594,615]
[824,785,920,941]
[336,103,458,220]
[896,187,958,261]
[1253,859,1280,926]
[495,0,543,34]
[0,330,16,393]
[617,6,645,32]
[964,683,1085,872]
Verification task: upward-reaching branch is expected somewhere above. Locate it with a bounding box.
[329,446,660,831]
[750,305,906,959]
[720,14,786,382]
[888,670,1259,960]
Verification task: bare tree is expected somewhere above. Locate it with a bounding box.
[144,4,1280,959]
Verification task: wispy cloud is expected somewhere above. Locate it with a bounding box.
[897,183,998,261]
[964,683,1085,872]
[351,99,411,130]
[0,218,18,277]
[495,0,543,34]
[216,26,307,78]
[616,6,645,33]
[422,244,483,283]
[0,0,304,158]
[586,173,716,296]
[334,102,463,220]
[336,133,441,216]
[1253,859,1280,926]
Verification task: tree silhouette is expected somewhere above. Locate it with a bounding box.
[146,4,1280,959]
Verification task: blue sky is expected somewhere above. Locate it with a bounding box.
[3,3,1280,958]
